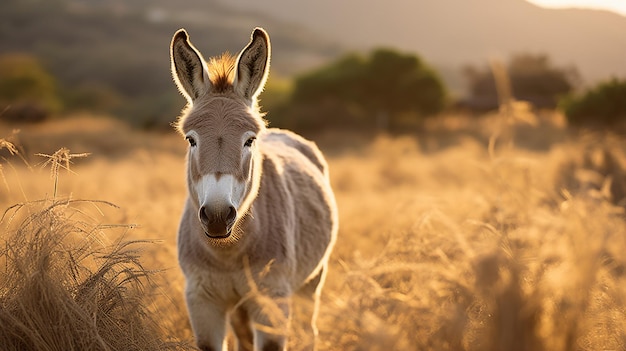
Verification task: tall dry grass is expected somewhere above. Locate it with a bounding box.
[319,112,626,351]
[1,112,626,350]
[0,134,190,350]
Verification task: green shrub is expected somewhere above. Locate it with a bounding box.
[463,53,578,111]
[560,78,626,127]
[0,53,61,122]
[281,49,447,132]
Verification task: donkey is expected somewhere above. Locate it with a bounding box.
[170,27,338,351]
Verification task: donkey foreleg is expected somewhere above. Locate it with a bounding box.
[185,284,228,351]
[244,292,292,351]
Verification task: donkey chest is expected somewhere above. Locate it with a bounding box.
[186,258,291,304]
[186,265,251,305]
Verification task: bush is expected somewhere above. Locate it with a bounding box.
[281,49,447,132]
[560,78,626,128]
[0,53,61,122]
[463,53,578,111]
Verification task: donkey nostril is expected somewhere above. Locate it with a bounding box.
[199,206,235,226]
[198,206,210,225]
[226,206,237,223]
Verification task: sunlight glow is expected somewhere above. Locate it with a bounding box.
[527,0,626,16]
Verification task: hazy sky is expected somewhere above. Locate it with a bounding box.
[528,0,626,16]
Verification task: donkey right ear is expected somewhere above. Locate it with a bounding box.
[170,29,211,103]
[233,28,271,104]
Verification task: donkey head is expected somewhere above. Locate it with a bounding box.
[171,28,270,240]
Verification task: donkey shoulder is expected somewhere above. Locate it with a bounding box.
[262,128,329,176]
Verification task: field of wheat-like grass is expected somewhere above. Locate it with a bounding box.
[1,110,626,350]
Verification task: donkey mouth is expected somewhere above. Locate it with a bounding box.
[202,221,234,239]
[204,229,232,239]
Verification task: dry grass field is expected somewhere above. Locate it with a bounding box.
[1,108,626,350]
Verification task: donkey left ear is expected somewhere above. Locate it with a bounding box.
[170,29,211,104]
[233,28,271,103]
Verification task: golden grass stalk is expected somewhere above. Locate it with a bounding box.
[36,148,90,199]
[0,130,26,192]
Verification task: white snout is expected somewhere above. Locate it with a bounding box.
[194,173,246,213]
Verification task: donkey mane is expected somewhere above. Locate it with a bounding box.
[206,53,236,93]
[206,52,268,118]
[174,52,268,134]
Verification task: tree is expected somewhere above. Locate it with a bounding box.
[560,78,626,127]
[0,53,61,122]
[288,48,447,131]
[463,53,579,111]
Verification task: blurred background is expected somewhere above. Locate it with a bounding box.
[1,0,625,133]
[3,2,626,350]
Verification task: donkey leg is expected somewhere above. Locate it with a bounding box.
[185,285,228,351]
[297,265,328,351]
[231,305,254,351]
[246,293,292,351]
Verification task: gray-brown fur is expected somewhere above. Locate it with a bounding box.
[170,27,338,351]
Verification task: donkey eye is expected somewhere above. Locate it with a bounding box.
[186,136,197,147]
[244,137,256,148]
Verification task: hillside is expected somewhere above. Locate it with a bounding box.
[3,0,624,123]
[0,0,341,125]
[0,0,340,77]
[221,0,626,88]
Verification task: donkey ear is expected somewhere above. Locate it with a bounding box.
[233,28,271,103]
[170,29,211,103]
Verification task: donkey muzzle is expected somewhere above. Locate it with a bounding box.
[198,205,237,238]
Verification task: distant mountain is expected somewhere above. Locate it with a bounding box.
[0,0,340,95]
[0,0,341,125]
[3,0,623,121]
[221,0,626,92]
